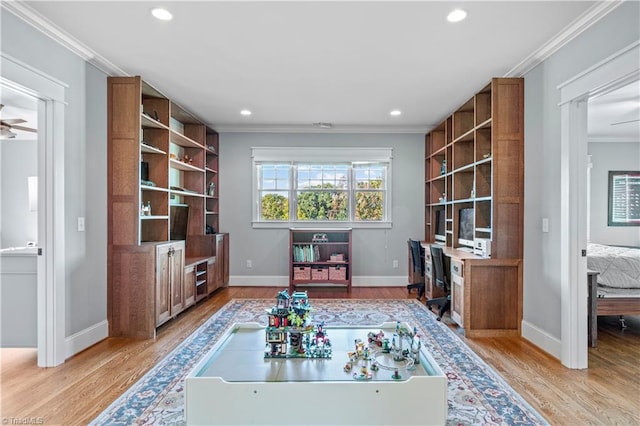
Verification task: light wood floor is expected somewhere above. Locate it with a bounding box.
[1,287,638,425]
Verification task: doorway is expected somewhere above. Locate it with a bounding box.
[559,41,639,369]
[1,53,67,367]
[0,85,39,352]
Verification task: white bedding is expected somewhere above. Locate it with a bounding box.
[587,243,640,289]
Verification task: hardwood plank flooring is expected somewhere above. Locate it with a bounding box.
[1,287,638,425]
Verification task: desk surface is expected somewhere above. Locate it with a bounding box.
[420,242,484,260]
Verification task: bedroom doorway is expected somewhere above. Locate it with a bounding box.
[558,41,639,369]
[1,53,67,367]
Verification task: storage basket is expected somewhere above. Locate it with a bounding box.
[311,266,329,281]
[329,253,345,262]
[329,265,347,280]
[293,266,311,280]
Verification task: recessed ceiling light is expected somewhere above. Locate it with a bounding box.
[390,110,402,116]
[151,8,173,21]
[240,109,252,116]
[447,9,467,23]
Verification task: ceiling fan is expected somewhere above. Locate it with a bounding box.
[0,104,37,139]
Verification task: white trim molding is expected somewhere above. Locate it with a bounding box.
[558,41,639,369]
[506,1,624,77]
[521,320,561,360]
[65,320,108,359]
[1,1,126,76]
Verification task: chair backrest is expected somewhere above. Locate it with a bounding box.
[430,245,450,292]
[409,239,424,275]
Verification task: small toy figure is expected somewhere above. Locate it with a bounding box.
[344,362,352,372]
[392,368,402,380]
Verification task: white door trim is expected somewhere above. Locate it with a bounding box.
[1,53,67,367]
[557,41,640,369]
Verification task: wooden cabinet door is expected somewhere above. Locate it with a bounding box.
[207,258,217,294]
[215,235,224,288]
[170,242,185,316]
[222,234,229,286]
[451,273,464,327]
[184,264,195,308]
[156,244,171,326]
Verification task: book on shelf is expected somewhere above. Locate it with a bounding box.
[293,244,321,262]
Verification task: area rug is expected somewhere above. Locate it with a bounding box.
[91,299,547,425]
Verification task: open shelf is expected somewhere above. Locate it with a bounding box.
[424,78,523,260]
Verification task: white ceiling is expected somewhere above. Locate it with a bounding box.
[7,1,638,140]
[588,80,640,142]
[0,85,38,140]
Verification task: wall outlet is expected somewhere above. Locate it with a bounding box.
[77,217,85,232]
[393,260,399,268]
[246,260,252,268]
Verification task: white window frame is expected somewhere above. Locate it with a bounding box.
[252,147,393,229]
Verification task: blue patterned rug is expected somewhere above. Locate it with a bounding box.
[91,299,548,425]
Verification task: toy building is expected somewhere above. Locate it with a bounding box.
[264,289,331,358]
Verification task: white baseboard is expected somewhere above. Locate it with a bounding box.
[521,320,561,360]
[229,275,408,287]
[65,319,108,359]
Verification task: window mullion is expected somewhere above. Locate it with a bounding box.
[291,163,297,223]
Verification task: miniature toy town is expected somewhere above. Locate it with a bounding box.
[265,290,332,358]
[265,290,423,381]
[346,321,422,381]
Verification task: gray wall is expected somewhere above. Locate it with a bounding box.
[219,132,424,284]
[1,11,108,337]
[523,2,640,339]
[0,139,38,248]
[588,142,640,247]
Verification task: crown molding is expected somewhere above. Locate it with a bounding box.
[213,123,429,134]
[505,1,624,77]
[1,1,128,76]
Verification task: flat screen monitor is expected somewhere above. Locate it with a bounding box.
[434,210,446,243]
[458,208,474,248]
[170,204,190,241]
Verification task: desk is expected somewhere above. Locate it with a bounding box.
[185,323,447,425]
[421,243,522,338]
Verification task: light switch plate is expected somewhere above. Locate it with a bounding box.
[542,218,549,233]
[78,217,85,232]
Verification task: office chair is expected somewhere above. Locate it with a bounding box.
[406,239,425,299]
[426,245,451,321]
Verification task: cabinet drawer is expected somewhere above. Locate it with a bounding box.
[451,259,463,277]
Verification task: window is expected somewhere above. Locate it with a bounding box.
[608,171,640,226]
[253,147,392,228]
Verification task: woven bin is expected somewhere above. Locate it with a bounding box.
[293,266,311,280]
[311,266,329,281]
[329,266,346,280]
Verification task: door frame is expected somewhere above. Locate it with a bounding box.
[1,53,67,367]
[558,41,639,369]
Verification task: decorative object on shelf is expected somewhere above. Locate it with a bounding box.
[207,145,216,154]
[264,289,331,359]
[441,159,447,175]
[311,233,328,242]
[141,201,152,216]
[483,153,491,159]
[208,182,216,197]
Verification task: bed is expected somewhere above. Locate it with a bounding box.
[587,243,640,347]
